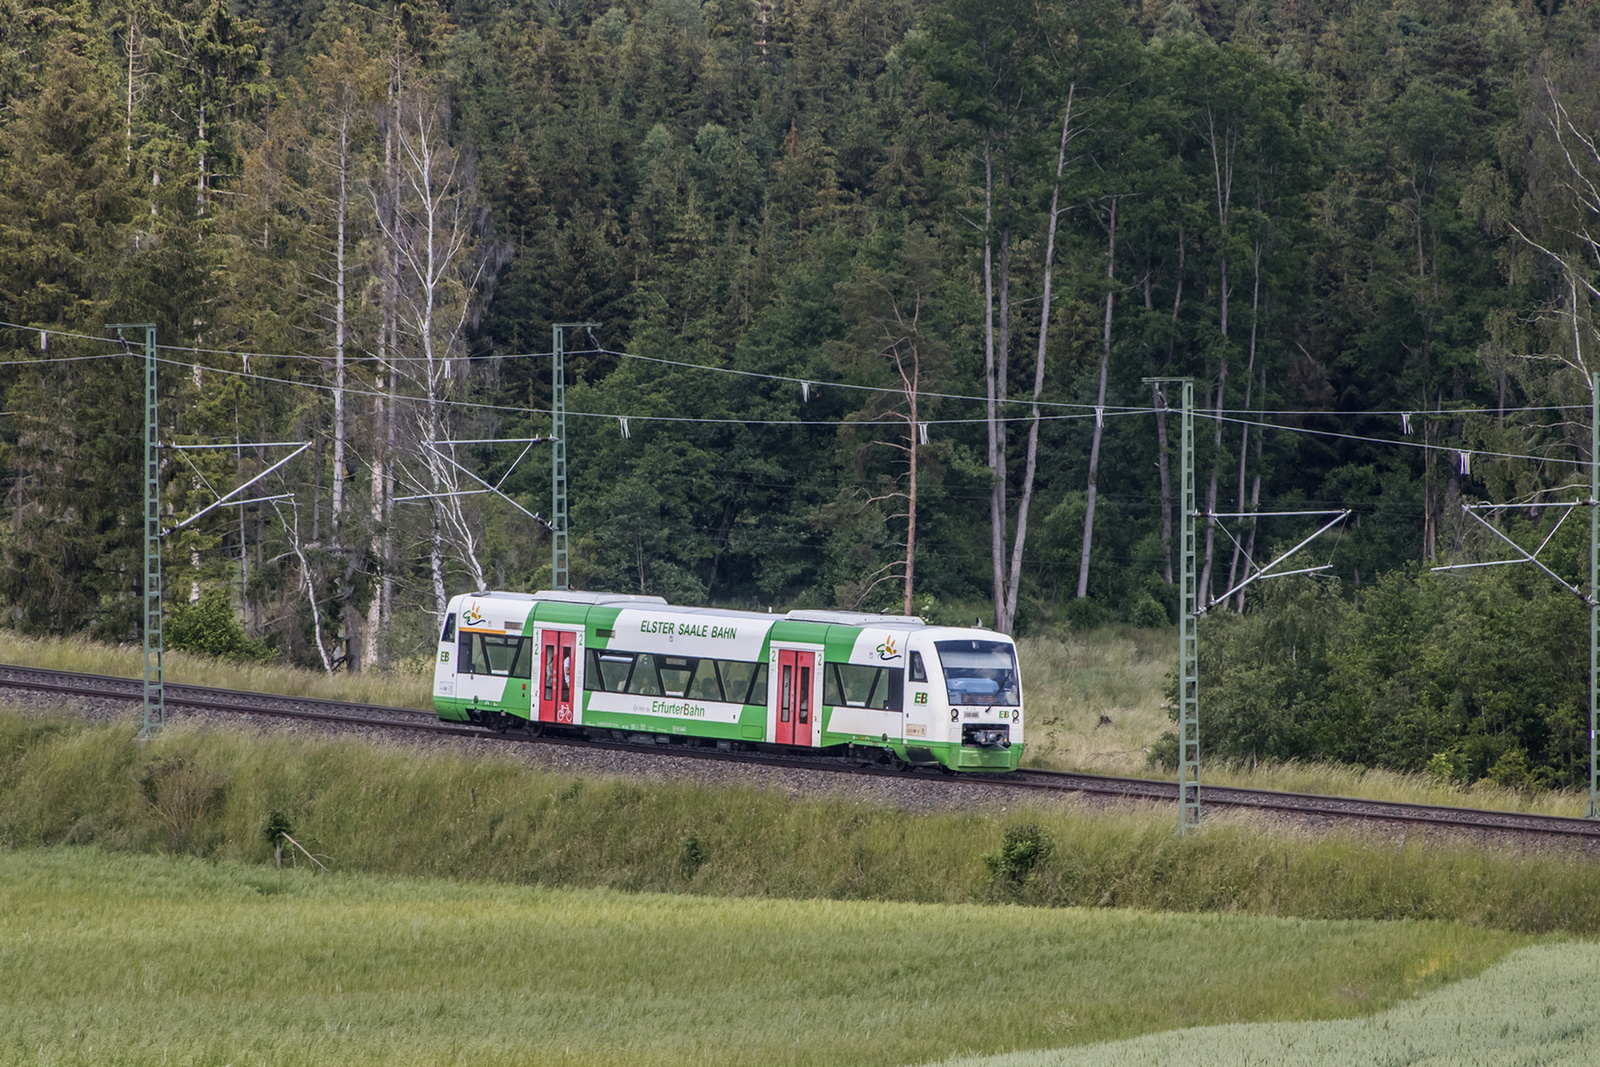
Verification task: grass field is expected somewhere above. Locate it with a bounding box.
[0,847,1531,1067]
[0,626,1591,816]
[937,939,1599,1067]
[4,711,1600,935]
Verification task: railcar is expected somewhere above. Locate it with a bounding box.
[432,589,1024,772]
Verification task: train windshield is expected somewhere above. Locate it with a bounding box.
[935,640,1020,706]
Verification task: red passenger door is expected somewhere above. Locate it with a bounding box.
[774,649,815,746]
[538,630,577,724]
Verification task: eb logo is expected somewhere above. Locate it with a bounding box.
[913,691,928,705]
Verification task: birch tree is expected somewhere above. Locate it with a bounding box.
[373,82,491,620]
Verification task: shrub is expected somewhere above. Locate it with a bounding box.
[1199,570,1588,789]
[984,823,1055,895]
[167,590,271,662]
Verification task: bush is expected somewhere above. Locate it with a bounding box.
[984,823,1055,895]
[1147,731,1180,771]
[1198,569,1588,789]
[167,589,271,662]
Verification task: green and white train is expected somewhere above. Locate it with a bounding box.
[433,589,1024,772]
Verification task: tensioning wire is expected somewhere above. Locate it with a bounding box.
[153,357,1154,428]
[1217,414,1590,468]
[593,347,1149,413]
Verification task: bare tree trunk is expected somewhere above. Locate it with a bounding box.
[279,503,333,674]
[332,116,349,535]
[983,137,1004,630]
[1226,238,1264,601]
[1155,227,1184,584]
[1235,360,1265,613]
[1003,89,1076,630]
[1077,195,1117,601]
[1198,109,1235,610]
[197,101,206,215]
[902,354,920,617]
[125,14,137,164]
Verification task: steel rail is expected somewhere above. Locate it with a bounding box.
[3,662,1598,842]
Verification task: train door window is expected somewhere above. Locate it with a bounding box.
[717,661,757,704]
[908,651,926,683]
[658,656,694,697]
[780,665,792,722]
[440,613,456,643]
[797,665,811,724]
[626,654,664,696]
[542,641,556,701]
[559,644,573,705]
[687,660,723,702]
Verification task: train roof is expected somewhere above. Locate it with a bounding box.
[461,590,1006,635]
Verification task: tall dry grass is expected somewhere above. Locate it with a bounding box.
[2,710,1598,935]
[0,631,431,708]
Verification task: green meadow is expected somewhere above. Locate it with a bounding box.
[0,848,1528,1067]
[937,940,1600,1067]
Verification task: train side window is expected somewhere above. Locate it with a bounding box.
[716,660,757,703]
[483,635,523,676]
[823,663,843,706]
[440,613,456,643]
[748,662,768,703]
[595,653,634,692]
[687,660,723,702]
[658,656,694,697]
[459,631,475,674]
[585,649,602,692]
[626,654,664,696]
[833,664,878,707]
[908,651,926,683]
[873,668,904,712]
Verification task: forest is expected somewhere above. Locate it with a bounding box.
[2,0,1599,784]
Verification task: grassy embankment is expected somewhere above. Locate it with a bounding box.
[936,940,1600,1067]
[2,627,1591,816]
[3,711,1599,934]
[0,847,1532,1067]
[0,631,433,709]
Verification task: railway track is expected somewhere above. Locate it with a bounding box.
[3,661,1597,844]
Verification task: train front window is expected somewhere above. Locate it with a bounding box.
[935,640,1020,706]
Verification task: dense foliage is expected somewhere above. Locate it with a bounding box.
[1189,569,1588,788]
[1,0,1598,693]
